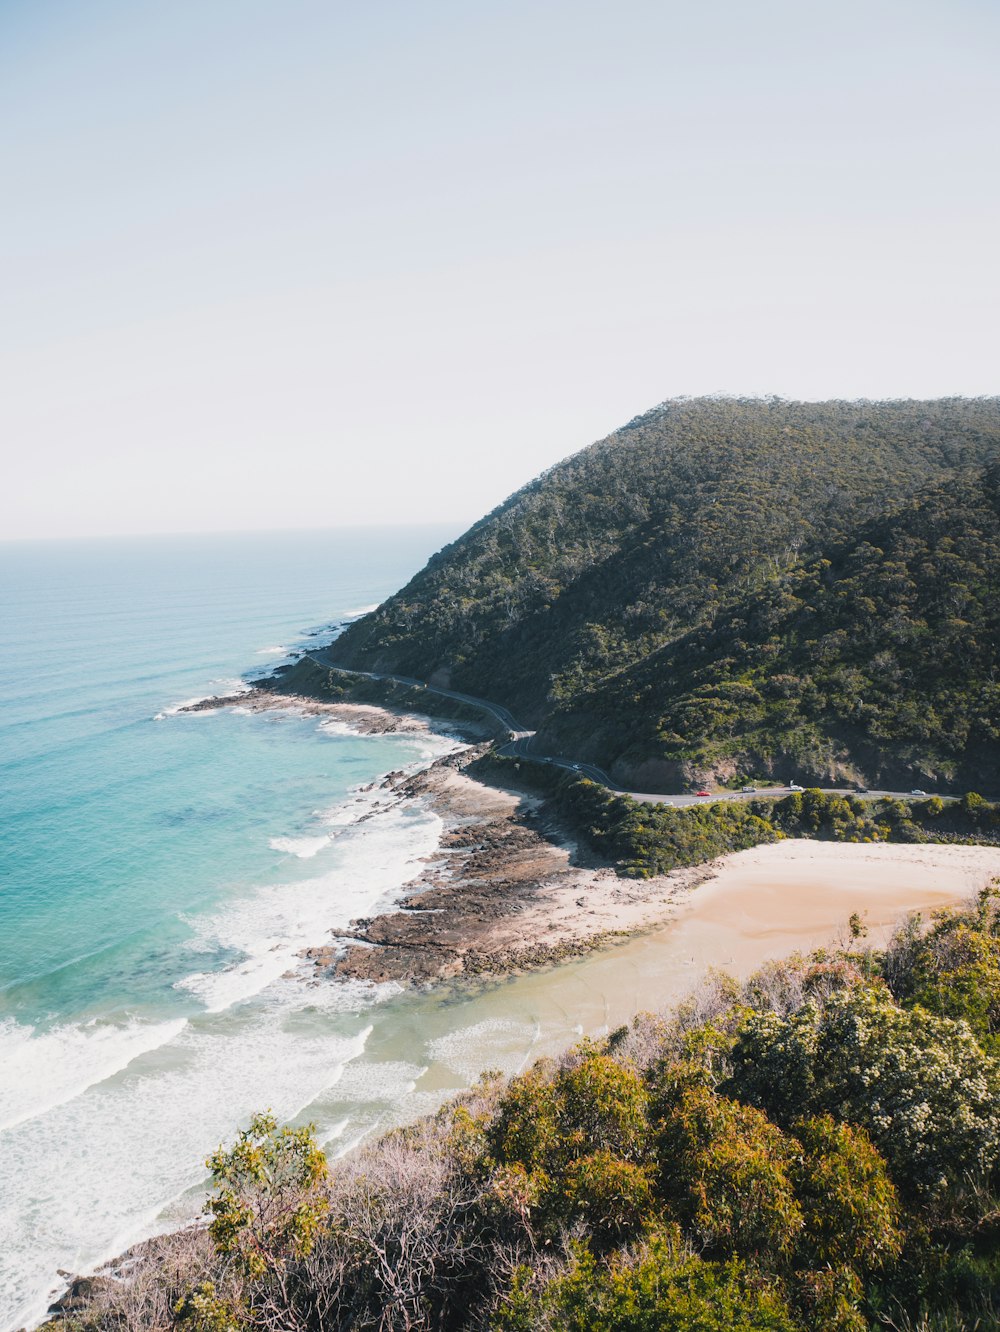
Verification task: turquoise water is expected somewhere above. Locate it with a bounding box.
[0,526,463,1328]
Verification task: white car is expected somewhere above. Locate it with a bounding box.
[911,788,928,796]
[789,782,804,792]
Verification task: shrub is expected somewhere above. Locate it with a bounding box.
[205,1112,328,1280]
[493,1234,800,1331]
[791,1114,901,1271]
[887,888,1000,1048]
[727,986,1000,1198]
[552,1052,651,1163]
[655,1087,803,1258]
[555,1151,655,1245]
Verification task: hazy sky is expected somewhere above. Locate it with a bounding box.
[2,0,998,539]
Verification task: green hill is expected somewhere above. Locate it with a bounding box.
[332,396,1000,791]
[540,462,1000,791]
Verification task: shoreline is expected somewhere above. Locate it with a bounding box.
[316,752,1000,989]
[178,686,494,742]
[189,688,1000,993]
[33,692,1000,1329]
[187,688,723,986]
[305,754,720,986]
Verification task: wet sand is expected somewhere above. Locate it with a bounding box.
[318,752,1000,988]
[192,690,1000,994]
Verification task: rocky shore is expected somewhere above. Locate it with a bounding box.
[300,746,710,987]
[181,686,714,989]
[178,686,492,741]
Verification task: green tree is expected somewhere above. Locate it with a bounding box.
[890,888,1000,1047]
[727,986,1000,1197]
[556,1151,654,1245]
[791,1114,901,1271]
[494,1234,799,1331]
[655,1087,803,1258]
[552,1052,651,1163]
[174,1282,242,1332]
[205,1112,328,1280]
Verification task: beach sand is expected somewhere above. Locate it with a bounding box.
[313,746,1000,990]
[203,689,1000,996]
[322,836,1000,1124]
[211,683,995,989]
[647,837,1000,974]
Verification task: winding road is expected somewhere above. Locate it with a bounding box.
[304,648,949,808]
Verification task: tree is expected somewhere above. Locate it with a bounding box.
[727,986,1000,1197]
[791,1114,901,1271]
[494,1233,800,1331]
[205,1112,328,1280]
[655,1087,803,1258]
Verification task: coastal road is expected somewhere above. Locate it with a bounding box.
[303,649,950,808]
[306,646,527,735]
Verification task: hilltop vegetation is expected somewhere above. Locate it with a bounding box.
[45,889,1000,1331]
[333,397,1000,791]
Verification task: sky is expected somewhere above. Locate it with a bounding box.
[1,0,998,540]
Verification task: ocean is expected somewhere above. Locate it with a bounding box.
[0,526,679,1332]
[0,527,472,1329]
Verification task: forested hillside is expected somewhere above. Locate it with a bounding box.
[333,397,1000,790]
[540,463,1000,790]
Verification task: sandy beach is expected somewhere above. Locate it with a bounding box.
[376,835,1000,1102]
[653,837,1000,970]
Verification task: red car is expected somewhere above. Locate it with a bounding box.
[695,790,712,797]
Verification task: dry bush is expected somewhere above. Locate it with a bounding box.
[43,1227,222,1332]
[308,1114,492,1331]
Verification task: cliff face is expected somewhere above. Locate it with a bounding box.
[333,397,1000,790]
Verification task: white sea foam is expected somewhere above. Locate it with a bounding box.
[0,1016,187,1134]
[210,677,253,695]
[316,718,353,736]
[322,784,392,829]
[154,695,211,720]
[343,603,379,619]
[426,1019,540,1081]
[255,645,287,656]
[176,801,445,1015]
[0,998,374,1332]
[268,834,331,859]
[154,678,252,721]
[319,1117,350,1149]
[0,726,462,1329]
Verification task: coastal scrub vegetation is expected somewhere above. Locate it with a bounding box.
[43,888,1000,1331]
[330,396,1000,793]
[472,754,1000,878]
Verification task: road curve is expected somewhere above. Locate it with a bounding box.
[303,649,950,808]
